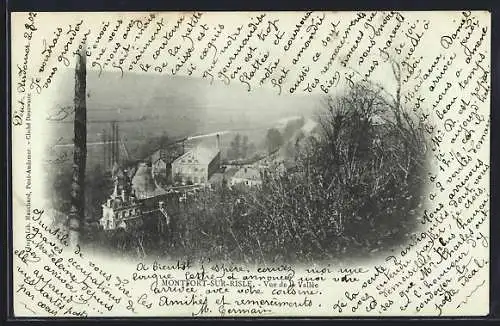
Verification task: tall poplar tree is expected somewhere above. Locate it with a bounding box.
[68,48,87,246]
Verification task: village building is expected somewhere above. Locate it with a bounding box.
[100,181,143,230]
[151,150,167,179]
[171,146,221,185]
[132,162,157,199]
[254,151,287,176]
[151,145,184,184]
[230,166,262,188]
[99,178,174,232]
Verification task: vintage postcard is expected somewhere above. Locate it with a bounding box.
[10,11,490,317]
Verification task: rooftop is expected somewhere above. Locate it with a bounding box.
[151,145,184,164]
[132,162,156,197]
[173,146,220,165]
[232,167,261,181]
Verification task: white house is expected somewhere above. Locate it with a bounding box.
[230,166,262,188]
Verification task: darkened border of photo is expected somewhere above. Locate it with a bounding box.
[2,0,499,325]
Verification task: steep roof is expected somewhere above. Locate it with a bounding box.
[151,145,184,164]
[151,149,164,163]
[173,146,219,166]
[132,162,156,197]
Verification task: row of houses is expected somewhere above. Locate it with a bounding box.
[100,134,251,230]
[99,118,324,231]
